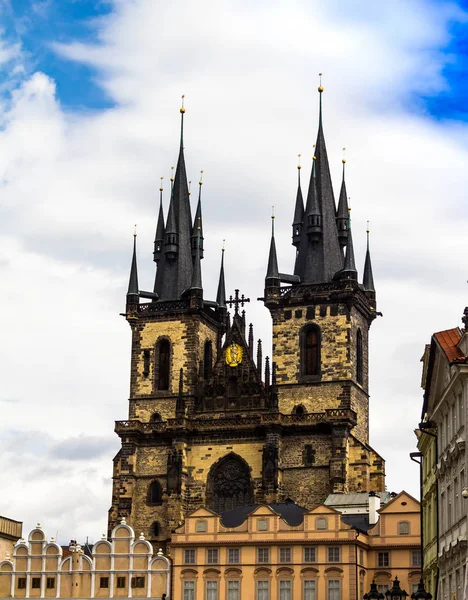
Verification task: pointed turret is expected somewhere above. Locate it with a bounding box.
[265,213,280,291]
[153,178,165,263]
[334,210,357,281]
[363,225,375,293]
[191,173,204,260]
[126,231,139,310]
[336,156,349,252]
[190,221,203,293]
[154,97,194,301]
[292,81,343,284]
[216,246,226,308]
[292,156,304,248]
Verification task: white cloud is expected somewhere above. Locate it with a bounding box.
[2,0,468,541]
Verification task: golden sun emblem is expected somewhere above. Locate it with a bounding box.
[225,343,243,367]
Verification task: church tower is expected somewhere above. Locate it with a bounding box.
[263,84,384,504]
[109,93,385,546]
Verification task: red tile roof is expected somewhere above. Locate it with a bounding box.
[434,328,464,363]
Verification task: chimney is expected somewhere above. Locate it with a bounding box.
[368,491,381,525]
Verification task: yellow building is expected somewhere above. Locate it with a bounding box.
[0,516,22,562]
[169,491,421,600]
[0,519,170,599]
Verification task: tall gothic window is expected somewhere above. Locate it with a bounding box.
[301,325,321,378]
[148,480,162,505]
[206,453,253,513]
[157,339,170,390]
[356,329,363,385]
[151,521,160,537]
[204,340,213,380]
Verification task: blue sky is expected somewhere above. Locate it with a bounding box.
[3,0,468,542]
[3,0,114,109]
[2,0,468,118]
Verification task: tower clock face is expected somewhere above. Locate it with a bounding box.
[225,343,243,367]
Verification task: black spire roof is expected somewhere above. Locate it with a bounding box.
[363,227,375,292]
[336,159,349,253]
[127,233,139,297]
[191,175,204,260]
[153,181,165,264]
[266,215,279,280]
[153,103,194,301]
[191,224,202,291]
[291,87,343,284]
[292,160,304,248]
[216,247,226,308]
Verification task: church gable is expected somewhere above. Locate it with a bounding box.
[198,312,267,412]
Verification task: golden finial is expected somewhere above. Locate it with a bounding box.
[222,239,225,252]
[312,144,316,161]
[159,176,163,192]
[170,166,174,182]
[297,154,301,170]
[133,224,137,238]
[318,72,324,93]
[271,205,275,219]
[188,180,192,195]
[342,147,346,164]
[197,216,201,231]
[180,94,185,114]
[199,169,204,185]
[366,220,370,234]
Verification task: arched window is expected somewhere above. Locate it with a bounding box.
[356,329,363,385]
[151,521,160,537]
[157,339,170,391]
[301,325,321,378]
[206,453,253,513]
[150,412,162,422]
[398,521,410,535]
[204,341,213,380]
[148,481,162,505]
[294,405,305,417]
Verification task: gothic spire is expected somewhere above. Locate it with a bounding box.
[191,172,204,259]
[266,212,279,281]
[336,154,349,253]
[335,209,357,281]
[153,177,165,263]
[127,230,139,300]
[292,80,343,284]
[292,155,304,248]
[216,245,226,308]
[153,97,194,301]
[191,220,203,291]
[363,224,375,292]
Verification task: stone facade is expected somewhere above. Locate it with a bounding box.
[0,516,22,562]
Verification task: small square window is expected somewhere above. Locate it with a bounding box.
[100,577,109,589]
[378,551,390,567]
[257,547,270,563]
[279,547,292,563]
[117,576,126,589]
[17,578,26,590]
[257,519,269,531]
[46,577,55,589]
[327,547,340,562]
[131,576,145,588]
[196,519,207,532]
[184,549,196,564]
[31,578,41,589]
[228,548,240,564]
[207,548,219,564]
[411,551,421,567]
[304,547,316,563]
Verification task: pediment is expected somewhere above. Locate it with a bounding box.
[307,504,340,515]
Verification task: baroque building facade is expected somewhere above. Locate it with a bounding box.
[169,491,421,600]
[420,316,468,600]
[108,89,386,548]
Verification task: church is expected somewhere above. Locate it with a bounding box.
[108,86,386,546]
